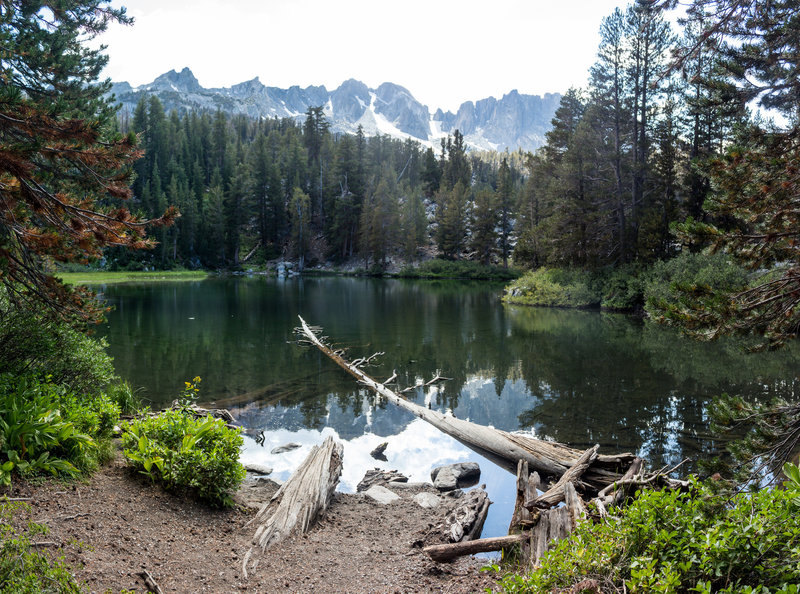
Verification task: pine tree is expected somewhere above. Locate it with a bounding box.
[289,187,311,270]
[0,1,179,319]
[496,157,515,268]
[470,187,498,265]
[435,181,469,259]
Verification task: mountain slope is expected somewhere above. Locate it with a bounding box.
[110,67,561,152]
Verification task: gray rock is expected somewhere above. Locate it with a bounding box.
[370,442,388,461]
[356,468,408,492]
[431,462,481,491]
[363,485,400,504]
[413,492,441,509]
[243,463,273,475]
[271,442,301,454]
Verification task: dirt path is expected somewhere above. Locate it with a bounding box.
[13,454,499,593]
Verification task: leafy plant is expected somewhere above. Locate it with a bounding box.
[0,501,82,592]
[0,374,105,487]
[122,405,244,507]
[493,479,800,593]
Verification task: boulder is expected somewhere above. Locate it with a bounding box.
[271,442,301,454]
[413,492,441,509]
[370,442,388,461]
[363,485,401,504]
[430,462,481,491]
[244,463,273,475]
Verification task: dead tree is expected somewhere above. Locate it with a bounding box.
[242,435,343,578]
[296,316,635,490]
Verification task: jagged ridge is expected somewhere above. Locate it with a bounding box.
[109,67,561,152]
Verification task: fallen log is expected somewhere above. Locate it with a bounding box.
[242,435,343,578]
[296,317,635,490]
[532,445,598,509]
[423,534,527,563]
[445,487,491,542]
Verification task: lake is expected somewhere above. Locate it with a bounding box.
[99,276,799,539]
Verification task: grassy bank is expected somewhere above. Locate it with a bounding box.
[57,270,210,286]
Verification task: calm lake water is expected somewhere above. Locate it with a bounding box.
[99,276,799,539]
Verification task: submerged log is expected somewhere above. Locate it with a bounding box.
[242,436,343,578]
[296,317,635,490]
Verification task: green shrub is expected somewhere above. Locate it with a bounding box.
[0,501,82,593]
[0,374,112,486]
[643,251,748,321]
[494,478,800,593]
[122,409,245,507]
[399,259,520,281]
[503,268,600,308]
[0,297,115,395]
[597,264,646,310]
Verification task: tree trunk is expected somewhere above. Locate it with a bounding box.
[242,435,343,578]
[296,317,635,490]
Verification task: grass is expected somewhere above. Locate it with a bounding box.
[57,270,210,286]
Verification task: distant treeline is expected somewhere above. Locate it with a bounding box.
[115,2,741,273]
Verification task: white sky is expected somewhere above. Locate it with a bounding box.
[96,0,634,113]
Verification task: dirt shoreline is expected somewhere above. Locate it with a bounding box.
[12,453,500,593]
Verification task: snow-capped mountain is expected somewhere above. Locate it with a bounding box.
[109,67,561,152]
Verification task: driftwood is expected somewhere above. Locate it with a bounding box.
[509,461,540,533]
[242,436,343,578]
[423,534,527,562]
[445,487,491,543]
[140,569,165,594]
[296,317,635,489]
[531,506,572,566]
[532,445,598,509]
[356,468,408,492]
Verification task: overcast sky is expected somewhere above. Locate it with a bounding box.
[97,0,635,113]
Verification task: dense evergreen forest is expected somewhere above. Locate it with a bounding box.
[115,1,747,276]
[113,101,525,271]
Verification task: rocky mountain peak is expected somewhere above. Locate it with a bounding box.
[109,71,561,152]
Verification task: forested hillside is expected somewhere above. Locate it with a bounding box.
[115,1,746,277]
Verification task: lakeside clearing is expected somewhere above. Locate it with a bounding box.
[57,270,210,285]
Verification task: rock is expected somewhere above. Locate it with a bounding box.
[363,485,400,504]
[356,468,408,492]
[431,466,458,491]
[271,442,301,454]
[430,462,481,491]
[243,463,273,475]
[370,442,388,461]
[413,492,441,509]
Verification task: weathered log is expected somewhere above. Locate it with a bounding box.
[296,317,635,489]
[531,506,572,566]
[445,487,491,542]
[242,436,343,578]
[140,569,165,594]
[532,445,599,509]
[509,460,539,533]
[563,481,586,526]
[424,534,527,562]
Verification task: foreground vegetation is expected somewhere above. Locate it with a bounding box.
[493,474,800,593]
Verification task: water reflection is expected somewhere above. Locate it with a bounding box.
[100,277,799,538]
